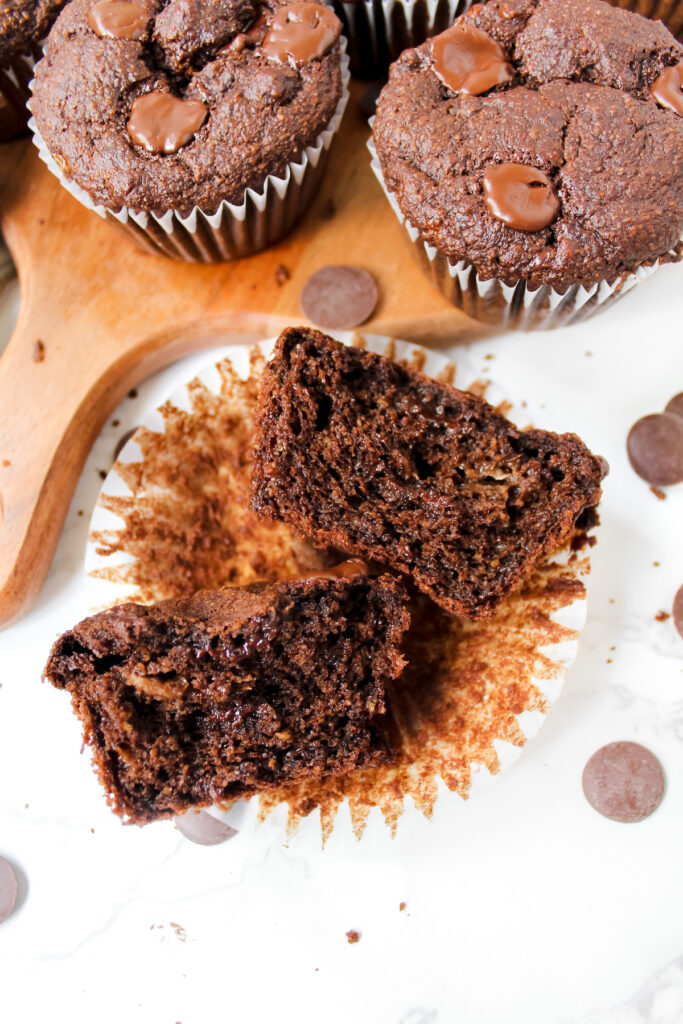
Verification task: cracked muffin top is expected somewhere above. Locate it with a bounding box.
[31,0,343,214]
[0,1,69,65]
[372,0,683,290]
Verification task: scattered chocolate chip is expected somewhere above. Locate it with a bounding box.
[654,610,670,622]
[174,809,238,845]
[673,585,683,640]
[0,858,18,924]
[301,265,378,330]
[650,486,667,500]
[582,741,665,823]
[664,393,683,419]
[359,80,384,120]
[32,340,45,363]
[274,263,290,286]
[114,428,138,462]
[627,413,683,486]
[345,929,360,944]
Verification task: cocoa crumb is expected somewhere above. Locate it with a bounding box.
[650,486,666,500]
[399,902,406,912]
[1,459,10,467]
[112,419,120,428]
[274,264,290,286]
[33,340,45,362]
[345,930,360,944]
[655,610,670,622]
[128,389,138,399]
[98,469,107,480]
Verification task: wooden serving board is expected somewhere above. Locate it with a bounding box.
[0,82,492,628]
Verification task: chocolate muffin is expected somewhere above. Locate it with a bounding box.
[44,563,409,824]
[606,0,683,43]
[371,0,683,328]
[0,0,68,140]
[251,328,606,619]
[30,0,348,260]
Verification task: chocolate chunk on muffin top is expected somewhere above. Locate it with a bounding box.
[31,0,343,214]
[373,0,683,290]
[0,1,68,65]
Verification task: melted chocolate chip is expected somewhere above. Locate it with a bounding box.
[127,92,208,154]
[673,584,683,640]
[431,23,513,96]
[651,63,683,117]
[88,0,149,41]
[174,809,238,845]
[582,741,665,823]
[261,2,341,66]
[0,858,17,924]
[664,392,683,419]
[300,265,378,329]
[626,413,683,486]
[483,163,560,232]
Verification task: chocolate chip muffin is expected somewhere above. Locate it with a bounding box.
[30,0,348,260]
[371,0,683,328]
[0,0,68,140]
[606,0,683,43]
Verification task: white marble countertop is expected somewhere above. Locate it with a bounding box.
[0,263,682,1024]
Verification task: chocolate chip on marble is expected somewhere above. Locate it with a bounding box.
[626,413,683,486]
[0,858,18,924]
[174,809,238,845]
[301,265,378,330]
[673,585,683,640]
[582,741,665,823]
[664,393,683,419]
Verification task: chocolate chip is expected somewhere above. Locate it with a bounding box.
[301,266,378,330]
[665,392,683,419]
[0,858,18,924]
[673,585,683,640]
[114,428,138,462]
[174,809,238,845]
[626,413,683,486]
[582,741,665,823]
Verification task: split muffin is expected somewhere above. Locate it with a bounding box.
[0,0,68,140]
[371,0,683,328]
[30,0,348,260]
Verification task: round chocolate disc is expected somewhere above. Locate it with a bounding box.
[673,584,683,640]
[582,741,665,823]
[0,858,18,924]
[174,809,238,845]
[626,413,683,486]
[664,392,683,419]
[300,265,378,330]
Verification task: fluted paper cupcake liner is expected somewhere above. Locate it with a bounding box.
[28,42,349,262]
[332,0,471,77]
[85,335,590,847]
[368,133,681,330]
[0,45,41,142]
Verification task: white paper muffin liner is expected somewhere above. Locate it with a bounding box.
[83,334,591,848]
[27,42,350,262]
[0,45,41,141]
[368,133,683,330]
[331,0,471,77]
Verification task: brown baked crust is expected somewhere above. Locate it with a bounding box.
[251,328,607,618]
[0,1,67,65]
[372,0,683,289]
[44,570,409,824]
[31,0,343,214]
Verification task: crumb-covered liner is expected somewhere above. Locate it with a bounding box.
[27,42,350,263]
[84,335,593,848]
[0,43,41,141]
[368,131,682,330]
[331,0,471,77]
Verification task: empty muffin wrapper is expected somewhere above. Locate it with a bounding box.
[332,0,471,77]
[368,133,682,330]
[85,335,591,848]
[28,42,350,263]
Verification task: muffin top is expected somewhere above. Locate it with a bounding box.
[0,0,68,64]
[373,0,683,289]
[31,0,343,213]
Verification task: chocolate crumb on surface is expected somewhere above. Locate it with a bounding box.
[650,486,667,500]
[345,929,360,944]
[275,263,291,286]
[32,340,45,362]
[654,610,670,622]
